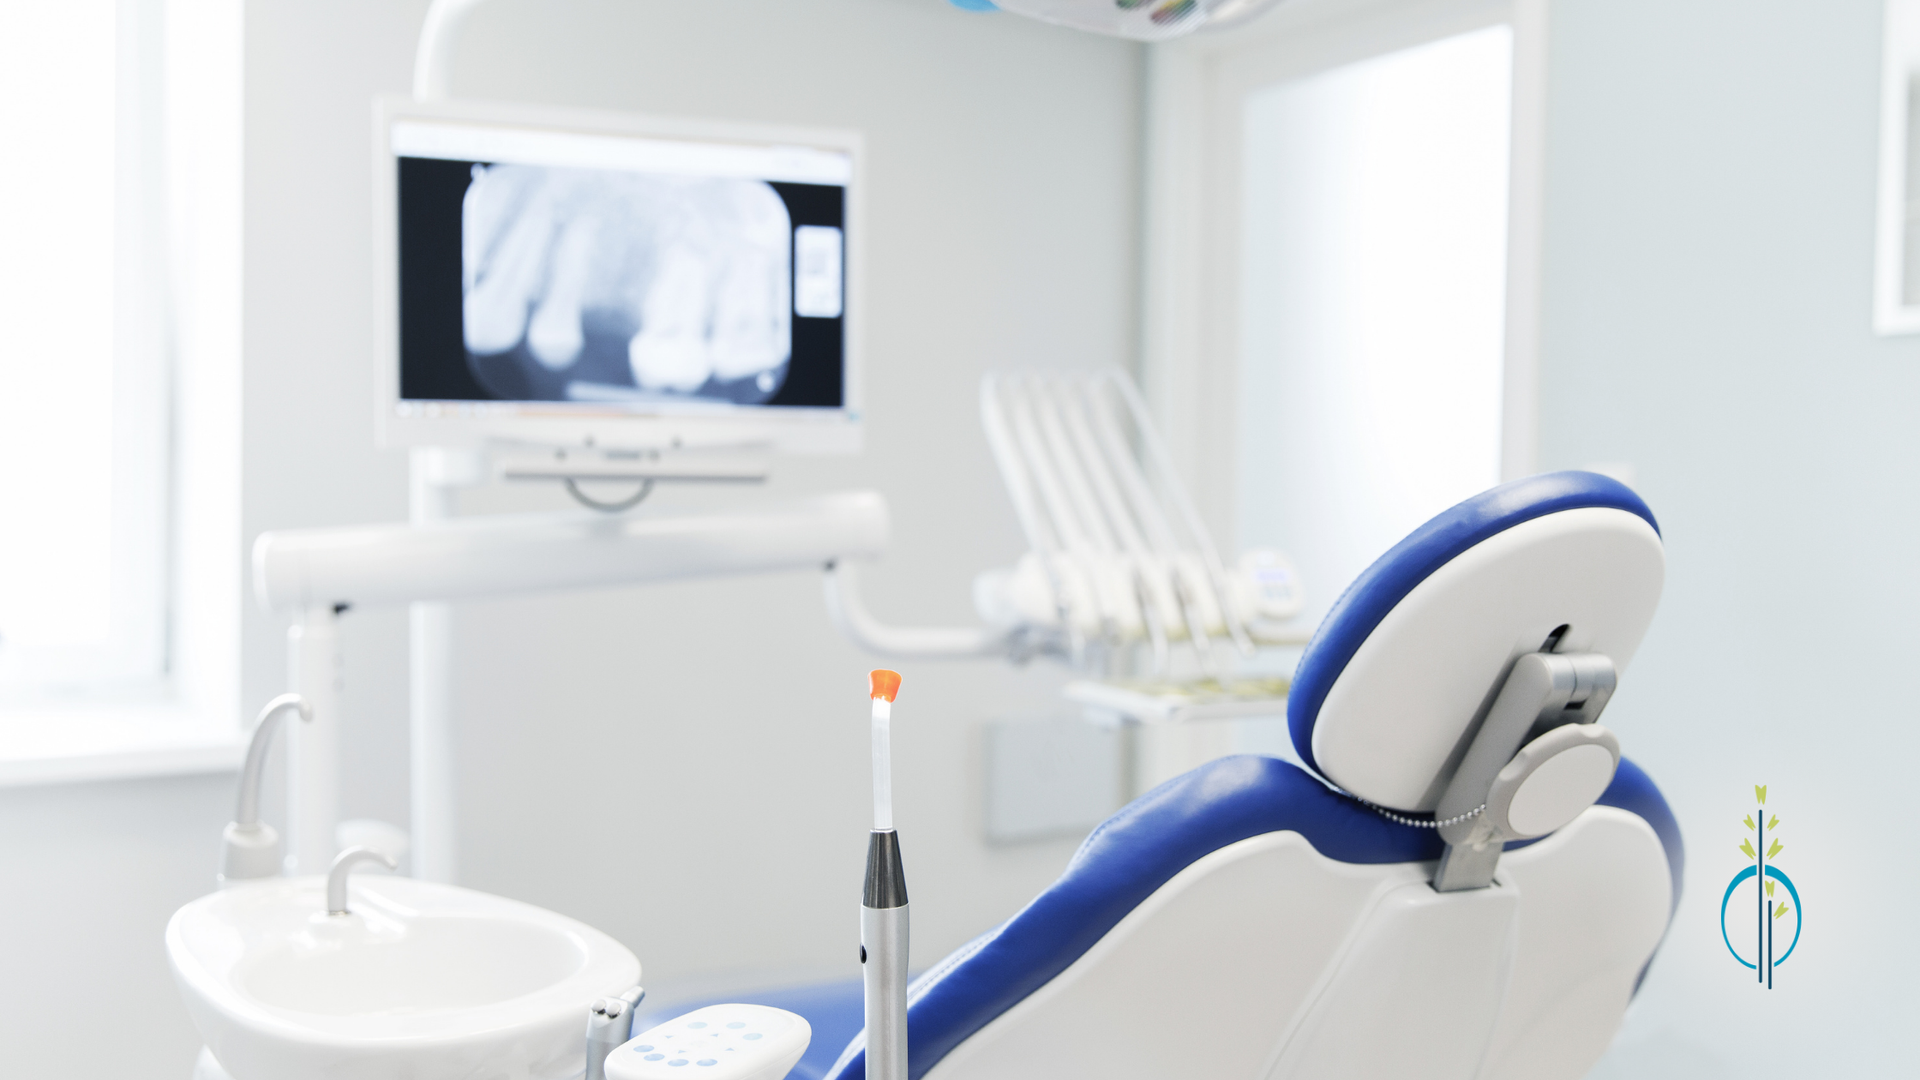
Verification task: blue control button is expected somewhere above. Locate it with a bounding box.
[744,1033,762,1041]
[698,1061,717,1067]
[726,1022,745,1029]
[688,1022,708,1029]
[644,1054,664,1061]
[634,1045,653,1052]
[669,1060,688,1068]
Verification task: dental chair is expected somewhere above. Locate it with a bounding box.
[704,470,1683,1080]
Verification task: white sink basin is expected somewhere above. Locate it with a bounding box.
[168,875,640,1080]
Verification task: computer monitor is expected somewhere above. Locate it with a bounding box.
[374,98,862,455]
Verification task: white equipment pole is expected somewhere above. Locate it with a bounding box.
[408,448,479,883]
[409,0,489,884]
[286,605,341,875]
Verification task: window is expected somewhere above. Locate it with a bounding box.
[0,0,168,695]
[1876,0,1920,333]
[0,0,244,783]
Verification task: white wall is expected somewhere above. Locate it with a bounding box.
[0,3,1142,1078]
[1539,1,1920,1075]
[0,774,232,1076]
[1237,24,1513,623]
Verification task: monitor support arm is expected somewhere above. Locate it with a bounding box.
[413,0,491,102]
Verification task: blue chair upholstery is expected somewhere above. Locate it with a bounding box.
[1287,470,1660,780]
[815,753,1680,1080]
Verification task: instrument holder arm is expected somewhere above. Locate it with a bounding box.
[823,560,1015,661]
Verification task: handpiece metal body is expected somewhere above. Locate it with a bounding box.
[863,829,909,1080]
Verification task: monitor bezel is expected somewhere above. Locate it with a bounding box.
[373,96,865,455]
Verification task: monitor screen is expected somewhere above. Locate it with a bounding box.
[376,103,860,453]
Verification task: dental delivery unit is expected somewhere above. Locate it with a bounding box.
[172,469,1680,1080]
[161,1,1684,1077]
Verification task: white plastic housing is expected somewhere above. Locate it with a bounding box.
[922,809,1672,1080]
[219,823,281,885]
[608,1004,811,1080]
[1310,507,1664,811]
[168,875,639,1080]
[254,492,888,611]
[1488,724,1621,839]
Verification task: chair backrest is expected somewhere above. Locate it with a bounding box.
[825,472,1684,1080]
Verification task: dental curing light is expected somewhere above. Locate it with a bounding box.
[863,669,908,1080]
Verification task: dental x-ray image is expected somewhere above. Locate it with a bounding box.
[397,156,846,409]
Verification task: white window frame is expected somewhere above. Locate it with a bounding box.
[0,0,245,787]
[1140,0,1549,542]
[1875,0,1920,335]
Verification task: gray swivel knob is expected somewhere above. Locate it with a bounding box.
[1483,723,1621,840]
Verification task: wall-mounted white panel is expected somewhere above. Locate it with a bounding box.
[983,714,1123,844]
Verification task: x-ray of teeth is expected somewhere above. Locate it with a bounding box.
[460,165,793,403]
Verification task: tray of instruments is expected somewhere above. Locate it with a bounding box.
[1065,676,1291,725]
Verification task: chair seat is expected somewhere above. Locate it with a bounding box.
[787,752,1679,1080]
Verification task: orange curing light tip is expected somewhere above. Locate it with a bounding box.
[869,669,902,703]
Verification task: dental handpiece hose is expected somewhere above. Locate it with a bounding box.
[863,670,908,1080]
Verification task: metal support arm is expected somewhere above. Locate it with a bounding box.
[1432,651,1617,892]
[822,561,1011,660]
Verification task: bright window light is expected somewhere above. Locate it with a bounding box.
[0,0,164,692]
[0,2,117,653]
[1237,26,1513,619]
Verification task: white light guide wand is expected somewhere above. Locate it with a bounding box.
[862,669,908,1080]
[871,673,896,830]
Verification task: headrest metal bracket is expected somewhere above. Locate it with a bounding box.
[1431,651,1618,892]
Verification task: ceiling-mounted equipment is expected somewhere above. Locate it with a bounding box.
[952,0,1290,42]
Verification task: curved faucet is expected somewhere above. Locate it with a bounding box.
[219,694,313,885]
[235,694,312,827]
[327,847,398,916]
